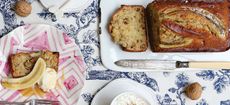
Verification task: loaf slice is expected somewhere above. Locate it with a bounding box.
[109,5,148,52]
[10,51,59,78]
[10,52,37,78]
[40,50,59,71]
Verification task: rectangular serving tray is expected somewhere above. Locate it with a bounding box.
[99,0,230,72]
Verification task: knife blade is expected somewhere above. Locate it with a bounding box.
[115,60,230,70]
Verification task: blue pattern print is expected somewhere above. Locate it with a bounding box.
[1,0,229,104]
[81,93,94,104]
[50,0,100,68]
[36,0,100,67]
[36,0,99,44]
[196,99,209,105]
[80,30,101,67]
[157,73,189,105]
[0,0,16,26]
[220,100,230,105]
[87,70,159,92]
[156,94,177,105]
[196,70,215,80]
[82,30,100,47]
[196,70,230,93]
[81,44,101,67]
[55,0,99,40]
[0,0,25,37]
[37,9,57,22]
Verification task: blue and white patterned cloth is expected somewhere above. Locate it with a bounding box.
[0,0,229,105]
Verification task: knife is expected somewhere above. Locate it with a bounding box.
[115,60,230,70]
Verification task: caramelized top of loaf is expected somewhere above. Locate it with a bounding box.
[109,5,148,52]
[147,0,229,52]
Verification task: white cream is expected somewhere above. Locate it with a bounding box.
[111,92,149,105]
[38,68,57,91]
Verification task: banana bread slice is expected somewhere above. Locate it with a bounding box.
[10,51,59,78]
[40,50,59,71]
[109,5,148,52]
[147,0,229,52]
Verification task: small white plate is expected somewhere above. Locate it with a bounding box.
[39,0,90,11]
[39,0,67,8]
[100,0,230,72]
[91,78,157,105]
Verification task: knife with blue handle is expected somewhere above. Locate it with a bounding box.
[115,60,230,70]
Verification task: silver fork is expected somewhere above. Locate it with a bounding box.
[0,99,60,105]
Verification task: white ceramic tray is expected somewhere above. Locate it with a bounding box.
[99,0,230,72]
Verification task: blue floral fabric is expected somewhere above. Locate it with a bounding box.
[0,0,229,105]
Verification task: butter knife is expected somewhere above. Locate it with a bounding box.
[115,60,230,70]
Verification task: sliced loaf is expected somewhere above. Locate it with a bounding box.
[10,51,59,78]
[109,5,148,52]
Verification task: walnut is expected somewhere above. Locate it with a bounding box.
[15,0,32,17]
[185,82,202,100]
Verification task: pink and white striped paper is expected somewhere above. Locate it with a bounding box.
[0,24,86,105]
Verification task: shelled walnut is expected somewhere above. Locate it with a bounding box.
[185,82,202,100]
[15,0,32,17]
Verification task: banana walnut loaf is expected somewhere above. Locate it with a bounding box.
[146,0,229,52]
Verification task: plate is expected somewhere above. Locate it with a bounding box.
[91,78,156,105]
[39,0,91,11]
[99,0,230,72]
[0,24,86,105]
[39,0,66,8]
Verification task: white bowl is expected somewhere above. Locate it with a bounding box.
[91,78,156,105]
[110,92,150,105]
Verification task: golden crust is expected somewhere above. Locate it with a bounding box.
[147,0,229,52]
